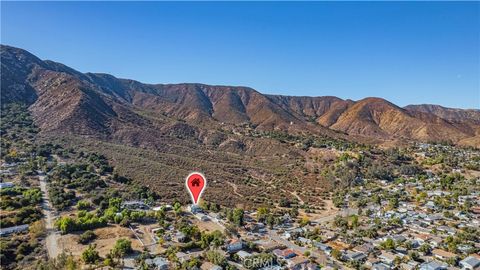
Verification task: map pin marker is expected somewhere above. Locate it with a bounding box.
[185,172,206,205]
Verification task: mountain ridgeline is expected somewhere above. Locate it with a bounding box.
[1,44,478,147]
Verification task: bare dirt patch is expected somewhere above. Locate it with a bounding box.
[191,218,224,232]
[57,225,143,257]
[299,199,339,220]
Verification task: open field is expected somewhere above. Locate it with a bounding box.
[57,225,143,257]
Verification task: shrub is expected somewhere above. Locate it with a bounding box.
[77,200,91,211]
[55,213,107,234]
[111,239,132,258]
[78,230,96,245]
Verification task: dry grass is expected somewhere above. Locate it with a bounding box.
[191,218,224,232]
[57,225,143,257]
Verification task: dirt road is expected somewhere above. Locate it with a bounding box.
[38,171,60,258]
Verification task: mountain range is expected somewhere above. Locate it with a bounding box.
[2,44,479,147]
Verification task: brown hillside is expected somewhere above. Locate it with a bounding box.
[2,44,478,147]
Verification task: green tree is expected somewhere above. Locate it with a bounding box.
[446,257,458,266]
[35,252,78,270]
[232,208,244,226]
[334,215,348,229]
[299,217,310,227]
[388,197,399,210]
[371,194,381,205]
[419,243,432,255]
[409,251,420,261]
[109,198,122,210]
[257,207,269,222]
[331,249,342,260]
[111,239,132,258]
[350,215,359,229]
[76,200,91,210]
[205,250,227,266]
[380,238,396,250]
[173,202,182,215]
[82,244,100,264]
[56,216,76,234]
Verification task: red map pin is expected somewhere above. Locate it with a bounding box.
[185,172,206,205]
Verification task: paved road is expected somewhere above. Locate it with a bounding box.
[38,172,60,258]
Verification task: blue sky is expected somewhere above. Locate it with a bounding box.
[1,2,479,109]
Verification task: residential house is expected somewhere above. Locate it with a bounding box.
[321,230,336,242]
[152,206,165,211]
[314,242,332,254]
[174,231,186,243]
[365,257,380,268]
[428,236,443,248]
[297,237,311,246]
[431,249,456,261]
[254,239,284,252]
[437,226,456,235]
[284,228,304,240]
[457,244,474,254]
[245,222,265,232]
[121,201,150,210]
[145,257,169,270]
[273,249,297,260]
[226,239,243,253]
[413,233,431,245]
[372,262,391,270]
[0,182,14,189]
[419,261,447,270]
[394,247,408,256]
[176,252,195,263]
[400,261,420,270]
[286,255,309,270]
[236,250,253,261]
[342,250,367,263]
[379,251,397,266]
[389,235,406,243]
[195,213,210,222]
[0,224,29,236]
[0,170,15,176]
[459,256,480,270]
[188,204,202,214]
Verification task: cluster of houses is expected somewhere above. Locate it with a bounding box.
[123,172,480,270]
[284,174,480,270]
